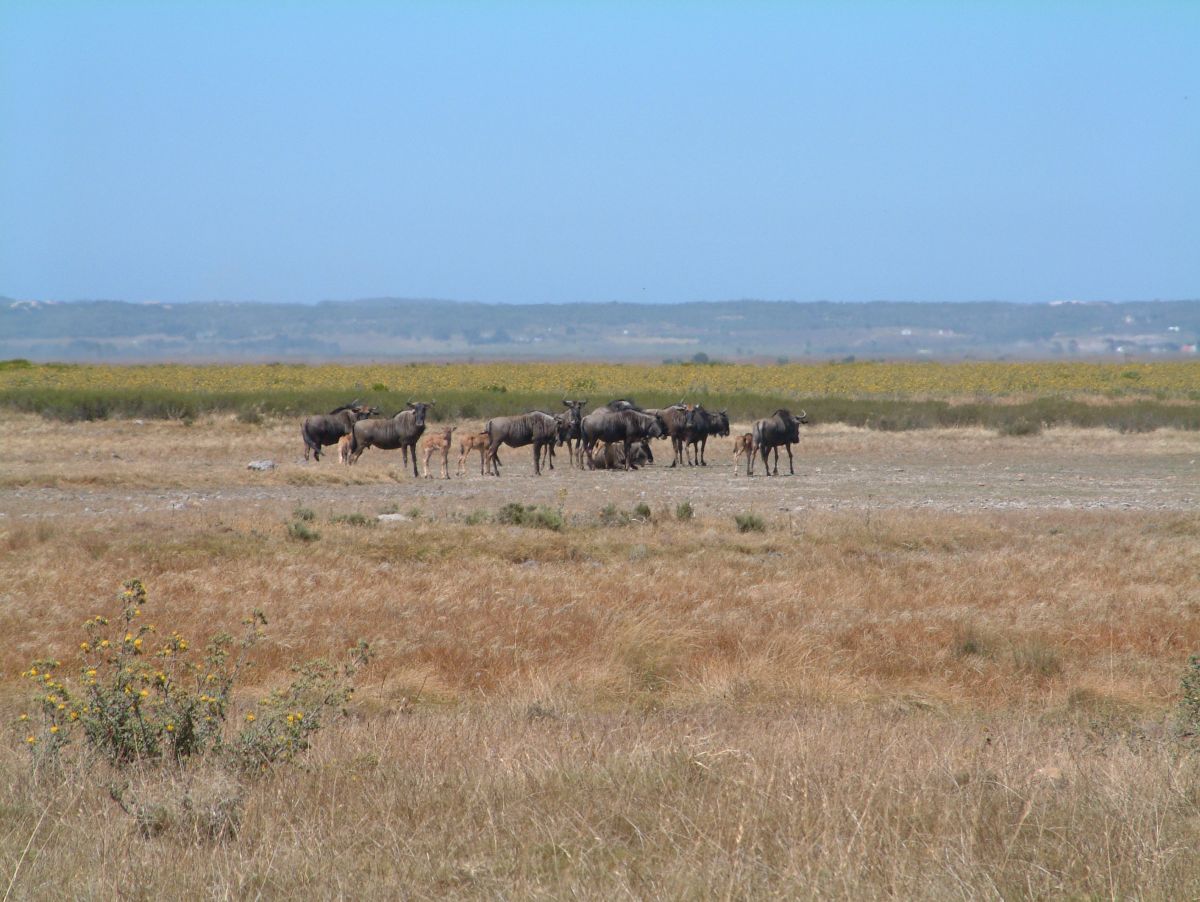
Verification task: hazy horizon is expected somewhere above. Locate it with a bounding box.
[2,3,1197,305]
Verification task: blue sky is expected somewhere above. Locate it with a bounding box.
[1,2,1196,304]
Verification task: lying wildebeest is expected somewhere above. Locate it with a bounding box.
[683,406,730,466]
[731,433,755,475]
[456,431,493,477]
[587,439,653,470]
[580,408,666,470]
[421,425,455,480]
[559,399,587,467]
[484,411,560,476]
[301,401,377,461]
[347,401,434,476]
[750,409,809,476]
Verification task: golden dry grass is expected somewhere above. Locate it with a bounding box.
[1,416,1199,898]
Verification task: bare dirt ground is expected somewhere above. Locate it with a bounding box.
[1,414,1195,524]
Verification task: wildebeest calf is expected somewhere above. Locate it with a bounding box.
[731,433,754,475]
[421,426,456,479]
[457,431,493,476]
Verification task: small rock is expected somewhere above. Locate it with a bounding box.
[377,513,411,523]
[246,460,275,471]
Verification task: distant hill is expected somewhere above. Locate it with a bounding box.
[1,297,1197,362]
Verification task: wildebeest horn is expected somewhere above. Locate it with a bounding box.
[797,410,807,420]
[429,399,435,406]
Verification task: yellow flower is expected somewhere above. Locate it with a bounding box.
[133,638,142,650]
[18,713,28,721]
[99,640,110,649]
[49,725,59,734]
[179,640,188,651]
[69,711,79,720]
[245,713,256,723]
[124,633,133,643]
[139,689,149,698]
[80,642,90,651]
[86,669,97,677]
[25,736,36,745]
[165,723,174,732]
[28,667,38,677]
[286,714,295,724]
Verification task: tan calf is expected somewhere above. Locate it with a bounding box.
[337,433,355,466]
[421,426,455,479]
[732,433,755,475]
[456,431,491,476]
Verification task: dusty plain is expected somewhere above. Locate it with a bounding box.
[1,413,1199,899]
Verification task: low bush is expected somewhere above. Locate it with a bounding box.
[496,503,564,531]
[675,501,695,521]
[735,513,766,533]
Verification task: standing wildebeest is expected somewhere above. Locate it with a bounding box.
[301,401,377,461]
[641,403,693,467]
[346,401,434,476]
[559,399,588,467]
[750,409,809,476]
[683,406,730,466]
[580,408,666,471]
[484,411,560,476]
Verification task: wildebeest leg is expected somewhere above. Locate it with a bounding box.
[410,443,420,478]
[669,436,680,467]
[786,443,795,475]
[772,447,780,476]
[700,436,708,466]
[623,438,633,470]
[422,447,434,479]
[758,443,770,476]
[532,443,542,476]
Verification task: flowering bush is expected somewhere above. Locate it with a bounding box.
[17,580,370,776]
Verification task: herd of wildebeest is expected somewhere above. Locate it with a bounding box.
[300,399,811,478]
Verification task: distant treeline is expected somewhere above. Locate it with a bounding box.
[2,386,1196,433]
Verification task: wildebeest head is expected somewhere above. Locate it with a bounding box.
[403,400,434,427]
[354,403,380,420]
[648,412,667,439]
[795,409,809,426]
[562,399,586,426]
[554,412,572,444]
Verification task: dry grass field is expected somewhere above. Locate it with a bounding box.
[1,413,1199,898]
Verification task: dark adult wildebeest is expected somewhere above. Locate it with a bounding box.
[484,411,560,476]
[580,408,666,471]
[643,403,693,467]
[683,406,730,466]
[346,401,434,476]
[301,401,377,461]
[559,399,587,467]
[750,409,809,476]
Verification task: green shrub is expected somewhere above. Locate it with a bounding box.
[287,521,320,542]
[330,513,373,527]
[1177,655,1200,736]
[599,504,631,527]
[496,503,564,531]
[734,513,766,534]
[633,502,653,521]
[293,507,315,522]
[675,501,695,521]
